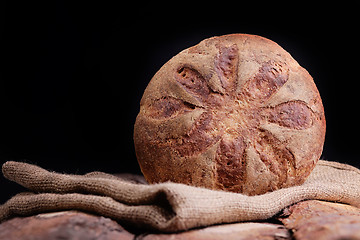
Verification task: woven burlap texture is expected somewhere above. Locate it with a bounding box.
[1,160,360,232]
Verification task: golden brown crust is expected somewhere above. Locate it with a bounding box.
[134,34,326,195]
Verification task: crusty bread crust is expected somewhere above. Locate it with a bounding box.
[134,34,326,195]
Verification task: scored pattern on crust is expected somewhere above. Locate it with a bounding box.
[145,44,315,194]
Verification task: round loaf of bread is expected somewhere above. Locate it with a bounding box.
[134,34,326,195]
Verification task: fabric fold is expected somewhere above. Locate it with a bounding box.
[1,160,360,232]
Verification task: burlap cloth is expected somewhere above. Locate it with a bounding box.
[1,160,359,232]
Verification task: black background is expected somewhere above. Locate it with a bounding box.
[1,2,358,203]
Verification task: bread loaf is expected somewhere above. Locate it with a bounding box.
[134,34,326,195]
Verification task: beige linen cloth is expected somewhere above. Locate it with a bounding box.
[0,160,359,232]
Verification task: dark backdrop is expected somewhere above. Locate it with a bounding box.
[1,2,358,203]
